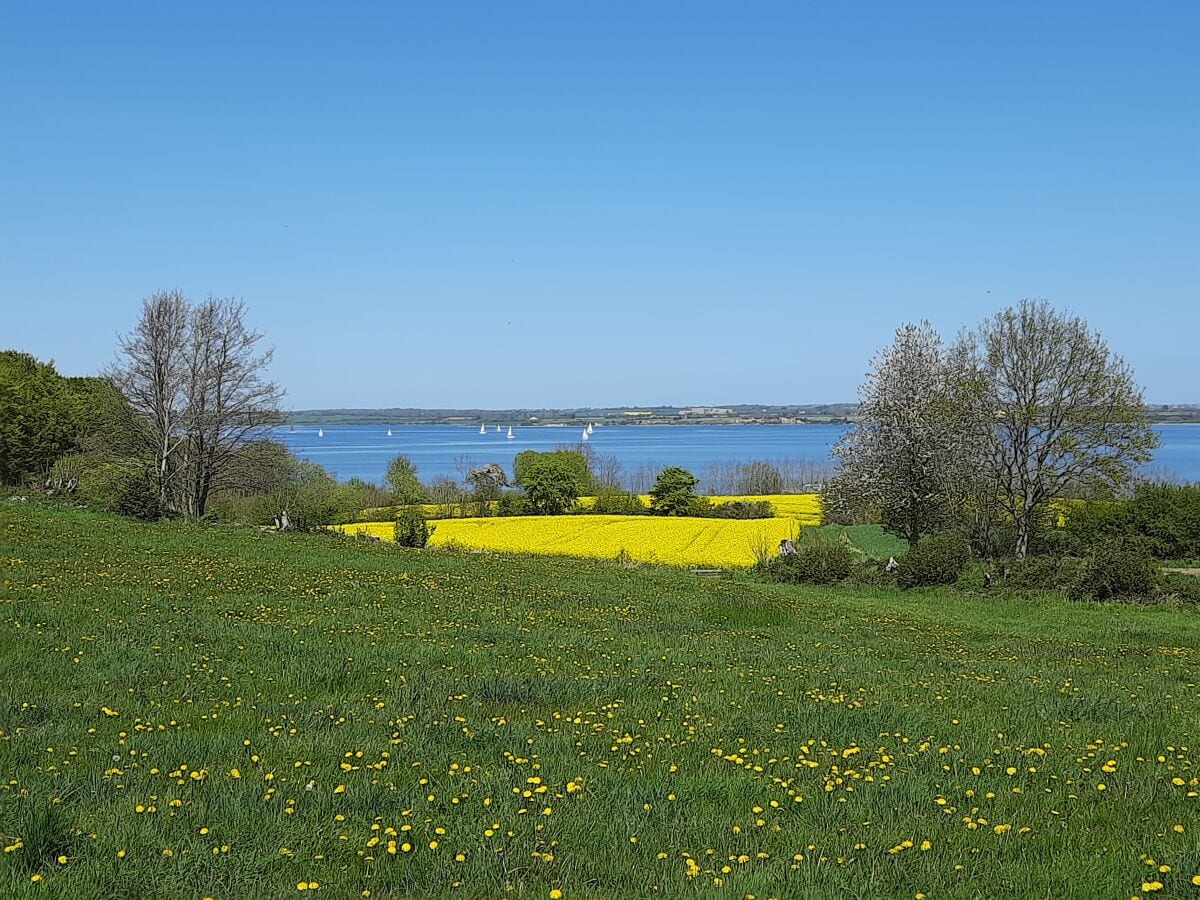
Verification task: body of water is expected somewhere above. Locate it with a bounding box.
[274,423,1200,486]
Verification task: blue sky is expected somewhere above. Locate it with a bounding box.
[2,1,1197,408]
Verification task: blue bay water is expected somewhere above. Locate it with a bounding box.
[274,423,1200,485]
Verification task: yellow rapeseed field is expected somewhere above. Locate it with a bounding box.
[341,495,822,566]
[337,515,802,567]
[576,493,822,523]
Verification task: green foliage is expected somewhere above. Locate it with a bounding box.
[705,500,775,519]
[760,543,855,585]
[993,555,1087,593]
[512,451,589,515]
[515,458,581,515]
[1158,573,1200,604]
[394,508,432,548]
[513,449,592,493]
[586,490,648,515]
[385,454,425,505]
[649,466,700,516]
[49,452,161,520]
[896,531,971,589]
[1063,483,1200,560]
[496,493,528,517]
[0,351,84,483]
[1068,540,1159,602]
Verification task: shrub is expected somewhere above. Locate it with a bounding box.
[1062,483,1200,560]
[587,491,648,515]
[706,500,775,519]
[394,508,432,548]
[496,493,528,517]
[760,543,854,585]
[49,452,161,520]
[1068,540,1158,602]
[896,531,971,589]
[1157,573,1200,604]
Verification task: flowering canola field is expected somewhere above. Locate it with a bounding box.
[339,516,798,567]
[3,504,1199,898]
[343,496,822,567]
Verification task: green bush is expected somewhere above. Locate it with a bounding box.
[394,508,432,548]
[49,452,161,520]
[586,491,648,515]
[1062,483,1200,560]
[1157,573,1200,604]
[896,531,971,589]
[760,543,854,585]
[496,493,528,517]
[705,500,775,519]
[1068,540,1159,602]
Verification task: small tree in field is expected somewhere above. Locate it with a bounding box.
[649,466,701,516]
[953,299,1156,558]
[827,321,970,545]
[385,454,425,505]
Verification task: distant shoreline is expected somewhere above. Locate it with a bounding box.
[285,406,1200,427]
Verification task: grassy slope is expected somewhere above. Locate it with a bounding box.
[1,504,1198,899]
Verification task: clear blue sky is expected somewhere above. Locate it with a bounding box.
[2,1,1197,408]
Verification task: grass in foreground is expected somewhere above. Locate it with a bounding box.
[2,503,1198,898]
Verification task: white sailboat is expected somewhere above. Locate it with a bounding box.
[317,428,324,438]
[496,424,501,433]
[480,423,486,434]
[581,429,589,441]
[507,426,515,439]
[387,429,393,437]
[586,422,594,435]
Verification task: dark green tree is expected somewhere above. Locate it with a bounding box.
[0,351,82,483]
[649,466,701,516]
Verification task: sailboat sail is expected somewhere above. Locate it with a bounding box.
[507,426,514,439]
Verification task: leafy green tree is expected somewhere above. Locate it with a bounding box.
[516,456,583,515]
[513,449,592,492]
[649,466,701,516]
[385,454,425,504]
[0,351,83,484]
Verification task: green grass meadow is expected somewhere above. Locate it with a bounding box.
[2,503,1198,898]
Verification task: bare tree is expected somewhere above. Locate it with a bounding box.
[109,291,191,509]
[592,454,625,491]
[180,297,284,515]
[111,291,283,516]
[953,299,1156,557]
[827,321,971,545]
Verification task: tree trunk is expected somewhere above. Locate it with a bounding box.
[1014,513,1030,559]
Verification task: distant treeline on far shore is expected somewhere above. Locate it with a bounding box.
[286,403,1200,427]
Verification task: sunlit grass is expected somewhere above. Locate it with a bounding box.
[2,503,1198,898]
